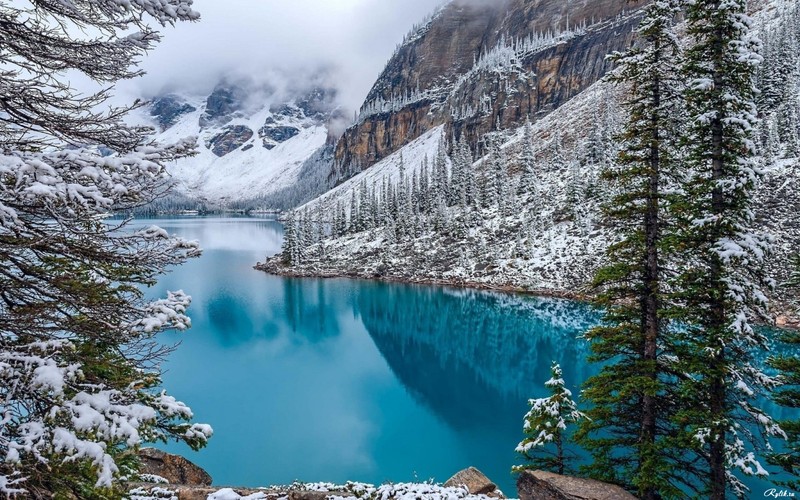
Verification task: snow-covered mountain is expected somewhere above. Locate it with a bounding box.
[131,80,343,207]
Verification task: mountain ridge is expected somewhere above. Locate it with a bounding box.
[332,0,644,177]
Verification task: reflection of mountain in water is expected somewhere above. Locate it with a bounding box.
[355,284,602,430]
[194,275,346,348]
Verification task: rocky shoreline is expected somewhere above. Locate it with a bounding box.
[131,450,635,500]
[254,258,591,301]
[255,258,800,330]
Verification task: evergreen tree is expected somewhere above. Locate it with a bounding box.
[411,169,420,213]
[450,134,466,206]
[333,201,347,236]
[487,137,507,213]
[0,1,210,496]
[517,120,538,197]
[514,363,585,475]
[349,189,359,233]
[296,209,311,263]
[420,156,431,214]
[781,98,800,158]
[358,180,371,230]
[397,156,410,236]
[281,210,298,264]
[339,202,349,235]
[577,3,686,498]
[459,136,477,208]
[674,1,783,497]
[433,140,450,206]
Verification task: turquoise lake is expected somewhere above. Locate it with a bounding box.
[142,216,793,496]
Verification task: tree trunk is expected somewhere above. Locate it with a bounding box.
[709,23,728,497]
[640,44,662,500]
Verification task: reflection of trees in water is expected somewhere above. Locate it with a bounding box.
[354,283,603,431]
[198,277,346,348]
[281,278,342,344]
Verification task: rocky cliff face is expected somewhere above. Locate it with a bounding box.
[333,0,644,175]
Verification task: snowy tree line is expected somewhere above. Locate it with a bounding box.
[280,118,617,268]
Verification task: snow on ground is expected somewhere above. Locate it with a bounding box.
[301,125,447,213]
[129,481,511,500]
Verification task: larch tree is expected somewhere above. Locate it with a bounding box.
[673,0,784,497]
[0,0,212,497]
[576,2,687,498]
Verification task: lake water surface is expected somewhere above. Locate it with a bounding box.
[142,217,789,496]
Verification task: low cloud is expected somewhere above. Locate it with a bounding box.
[116,0,445,113]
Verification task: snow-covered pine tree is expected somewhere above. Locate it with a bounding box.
[565,158,583,219]
[281,210,298,264]
[514,362,585,475]
[312,204,324,244]
[584,105,610,168]
[517,120,538,197]
[397,155,410,236]
[781,98,800,158]
[450,134,466,207]
[487,137,507,213]
[296,209,312,263]
[338,202,349,235]
[0,1,211,496]
[674,1,783,497]
[420,156,431,214]
[331,205,340,238]
[577,3,685,498]
[372,181,382,228]
[433,140,450,207]
[758,16,798,113]
[459,136,477,208]
[411,169,420,213]
[358,180,372,231]
[349,189,359,234]
[332,201,346,237]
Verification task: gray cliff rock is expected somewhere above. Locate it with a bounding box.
[150,95,197,131]
[334,0,643,173]
[260,125,301,149]
[199,83,248,128]
[207,125,254,157]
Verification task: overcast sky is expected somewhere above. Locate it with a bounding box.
[118,0,444,111]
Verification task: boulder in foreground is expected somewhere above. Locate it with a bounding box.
[138,448,213,486]
[517,470,637,500]
[444,467,506,498]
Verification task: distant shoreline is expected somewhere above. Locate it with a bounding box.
[255,257,800,331]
